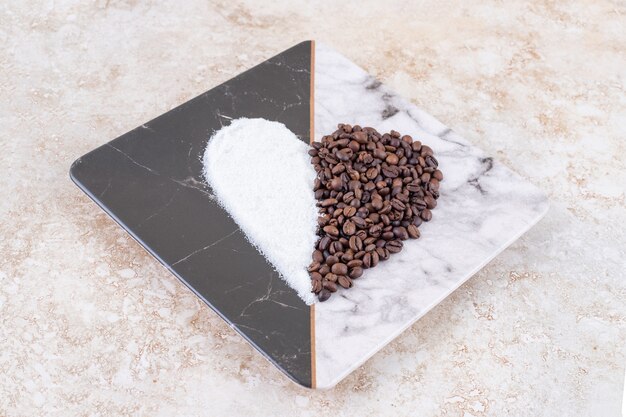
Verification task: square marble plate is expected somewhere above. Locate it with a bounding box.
[70,41,549,389]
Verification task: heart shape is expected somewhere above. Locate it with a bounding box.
[203,119,442,305]
[203,118,319,304]
[308,124,442,302]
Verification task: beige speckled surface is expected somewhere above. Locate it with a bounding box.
[1,1,624,416]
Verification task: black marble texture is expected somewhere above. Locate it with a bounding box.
[70,41,314,387]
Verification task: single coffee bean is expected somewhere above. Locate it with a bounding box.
[318,235,331,251]
[330,177,343,191]
[390,198,405,211]
[323,280,338,292]
[407,224,420,238]
[433,169,444,181]
[362,252,372,268]
[342,220,356,236]
[321,198,338,207]
[421,209,432,221]
[370,250,380,267]
[392,226,409,240]
[324,273,338,283]
[387,240,403,253]
[425,155,438,167]
[343,206,357,217]
[347,259,363,268]
[375,247,390,261]
[338,275,353,288]
[312,250,324,263]
[429,178,440,192]
[349,235,363,251]
[308,261,321,272]
[331,263,348,275]
[353,131,368,144]
[349,267,364,279]
[311,279,322,293]
[386,154,399,165]
[310,272,322,281]
[368,224,383,237]
[326,255,339,266]
[424,195,437,209]
[322,225,339,237]
[352,216,367,228]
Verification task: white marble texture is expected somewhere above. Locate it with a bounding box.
[314,43,549,388]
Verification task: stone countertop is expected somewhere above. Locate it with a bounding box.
[1,1,624,416]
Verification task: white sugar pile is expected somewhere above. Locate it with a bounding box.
[203,118,319,305]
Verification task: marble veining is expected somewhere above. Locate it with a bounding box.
[313,42,549,388]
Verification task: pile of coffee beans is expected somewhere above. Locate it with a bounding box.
[308,124,443,302]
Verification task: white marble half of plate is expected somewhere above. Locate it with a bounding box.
[313,42,550,389]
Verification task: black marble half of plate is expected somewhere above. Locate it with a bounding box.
[70,42,314,387]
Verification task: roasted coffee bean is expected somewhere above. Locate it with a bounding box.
[317,288,331,301]
[310,272,323,281]
[330,177,343,191]
[424,195,437,209]
[343,206,357,217]
[407,224,420,239]
[336,149,352,161]
[324,273,338,283]
[331,263,348,275]
[386,154,399,165]
[308,262,321,272]
[353,131,368,144]
[349,267,364,279]
[382,166,399,178]
[322,225,339,237]
[312,279,323,293]
[393,226,409,240]
[341,251,354,262]
[390,198,405,211]
[363,252,373,268]
[318,236,331,251]
[352,216,367,228]
[385,240,402,253]
[330,240,343,253]
[323,280,338,292]
[326,255,339,266]
[312,250,324,263]
[342,220,356,236]
[338,275,353,288]
[376,247,390,261]
[349,235,363,251]
[370,250,380,267]
[364,243,376,252]
[369,224,383,237]
[347,259,363,268]
[309,125,442,299]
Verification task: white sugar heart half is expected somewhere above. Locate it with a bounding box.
[203,118,319,304]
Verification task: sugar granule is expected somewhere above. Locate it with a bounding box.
[203,118,318,304]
